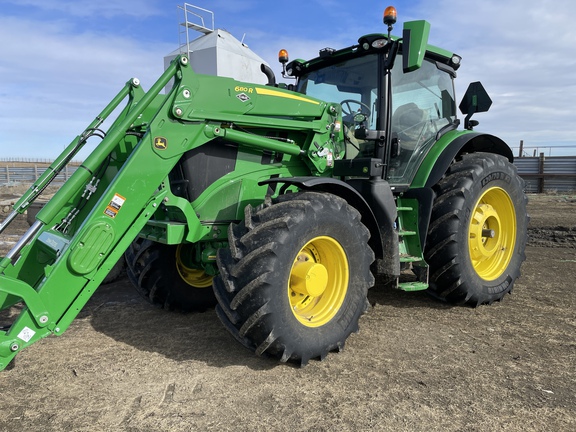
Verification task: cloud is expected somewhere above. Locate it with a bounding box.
[2,0,165,19]
[0,15,173,159]
[1,0,575,159]
[414,0,576,151]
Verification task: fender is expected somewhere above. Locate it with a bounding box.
[408,130,514,251]
[411,130,514,189]
[260,176,390,267]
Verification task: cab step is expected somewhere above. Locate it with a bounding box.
[398,281,429,292]
[399,254,423,263]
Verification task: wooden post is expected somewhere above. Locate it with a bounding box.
[5,166,9,183]
[518,140,524,158]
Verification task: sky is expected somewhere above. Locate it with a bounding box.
[1,0,575,160]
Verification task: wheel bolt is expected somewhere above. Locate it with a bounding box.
[482,229,496,238]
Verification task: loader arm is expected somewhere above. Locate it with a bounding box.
[0,52,341,370]
[0,56,200,370]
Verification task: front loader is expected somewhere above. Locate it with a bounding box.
[0,7,527,370]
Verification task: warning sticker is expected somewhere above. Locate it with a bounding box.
[17,326,36,343]
[104,193,126,218]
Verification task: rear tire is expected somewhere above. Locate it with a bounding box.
[425,152,528,306]
[213,192,374,365]
[125,238,217,312]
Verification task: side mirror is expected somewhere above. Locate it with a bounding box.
[402,20,430,73]
[459,81,492,130]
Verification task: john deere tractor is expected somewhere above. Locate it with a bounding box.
[0,7,527,369]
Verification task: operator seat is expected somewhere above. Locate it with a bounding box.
[391,102,429,151]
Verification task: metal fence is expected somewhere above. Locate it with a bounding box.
[1,156,576,193]
[0,164,79,185]
[514,155,576,193]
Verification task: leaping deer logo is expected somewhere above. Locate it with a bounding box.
[154,137,168,150]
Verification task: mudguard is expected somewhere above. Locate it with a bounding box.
[412,130,514,189]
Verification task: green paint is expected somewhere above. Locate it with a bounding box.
[0,10,511,369]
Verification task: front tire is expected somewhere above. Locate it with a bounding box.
[213,192,374,365]
[101,255,126,285]
[425,152,528,306]
[125,239,217,312]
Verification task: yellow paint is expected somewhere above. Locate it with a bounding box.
[468,187,517,281]
[288,236,349,327]
[255,87,320,105]
[176,245,214,288]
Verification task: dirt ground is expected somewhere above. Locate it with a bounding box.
[0,192,574,432]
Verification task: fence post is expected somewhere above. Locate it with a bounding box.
[5,166,9,183]
[518,140,524,158]
[538,152,545,193]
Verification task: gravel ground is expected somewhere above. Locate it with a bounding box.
[0,193,574,431]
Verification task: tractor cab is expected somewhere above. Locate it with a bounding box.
[281,8,463,187]
[295,49,458,185]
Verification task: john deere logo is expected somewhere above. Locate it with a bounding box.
[154,137,167,150]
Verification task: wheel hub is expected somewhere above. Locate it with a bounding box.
[290,259,329,297]
[176,244,214,288]
[469,203,501,260]
[288,236,349,327]
[468,187,517,281]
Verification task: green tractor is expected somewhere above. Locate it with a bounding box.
[0,7,527,369]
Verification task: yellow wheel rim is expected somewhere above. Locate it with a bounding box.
[288,236,349,327]
[468,187,516,281]
[176,245,214,288]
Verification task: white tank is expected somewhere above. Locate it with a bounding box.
[164,4,269,86]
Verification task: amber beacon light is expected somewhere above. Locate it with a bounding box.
[383,6,397,26]
[278,49,289,64]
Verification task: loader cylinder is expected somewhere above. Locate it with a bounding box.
[0,211,18,234]
[4,221,43,261]
[0,221,43,272]
[205,125,304,156]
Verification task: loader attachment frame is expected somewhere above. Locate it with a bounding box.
[0,56,192,370]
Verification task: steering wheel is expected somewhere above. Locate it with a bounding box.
[340,99,371,118]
